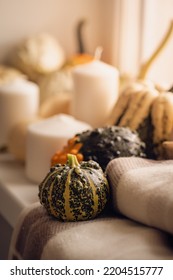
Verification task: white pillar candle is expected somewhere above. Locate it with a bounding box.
[25,114,92,184]
[71,60,119,127]
[0,79,39,147]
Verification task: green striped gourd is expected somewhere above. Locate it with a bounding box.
[38,154,109,221]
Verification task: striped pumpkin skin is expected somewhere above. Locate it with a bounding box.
[38,156,109,221]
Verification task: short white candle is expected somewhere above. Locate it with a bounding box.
[71,60,119,127]
[25,114,92,183]
[0,79,39,147]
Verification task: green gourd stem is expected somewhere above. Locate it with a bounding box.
[138,20,173,80]
[67,154,80,168]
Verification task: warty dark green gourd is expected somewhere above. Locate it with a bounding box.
[38,154,109,221]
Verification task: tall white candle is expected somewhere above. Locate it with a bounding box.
[71,60,119,127]
[0,79,39,147]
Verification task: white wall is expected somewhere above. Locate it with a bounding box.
[0,0,120,65]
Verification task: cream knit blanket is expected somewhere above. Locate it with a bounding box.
[106,157,173,235]
[8,202,173,260]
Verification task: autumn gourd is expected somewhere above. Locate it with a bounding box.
[151,91,173,158]
[62,19,95,69]
[9,33,66,82]
[39,154,109,221]
[51,126,146,171]
[107,82,159,158]
[107,82,173,159]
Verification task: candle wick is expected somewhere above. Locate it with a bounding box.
[94,46,103,60]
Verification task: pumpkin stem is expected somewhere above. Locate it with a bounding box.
[138,20,173,79]
[76,19,86,54]
[67,154,80,168]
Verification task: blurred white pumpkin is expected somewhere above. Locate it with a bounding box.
[0,64,27,84]
[38,69,73,103]
[9,33,66,82]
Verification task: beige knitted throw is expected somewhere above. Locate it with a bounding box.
[8,157,173,260]
[106,157,173,235]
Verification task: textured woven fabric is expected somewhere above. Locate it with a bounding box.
[106,157,173,235]
[8,202,173,260]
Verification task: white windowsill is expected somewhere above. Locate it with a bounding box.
[0,153,38,228]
